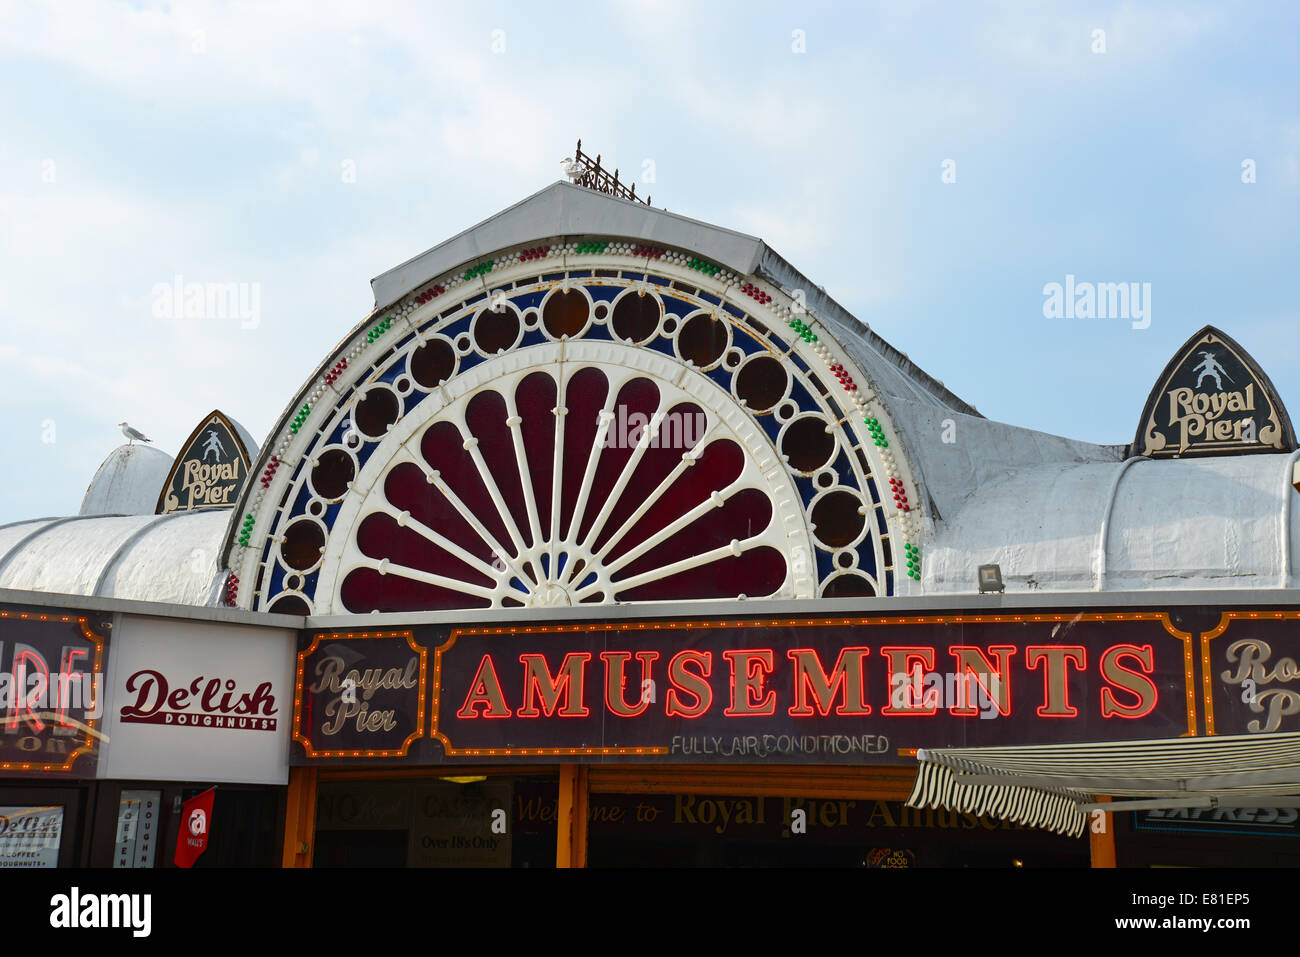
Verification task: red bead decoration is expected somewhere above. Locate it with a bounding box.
[413,283,446,305]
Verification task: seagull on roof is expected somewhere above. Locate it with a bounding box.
[560,157,589,182]
[117,422,152,445]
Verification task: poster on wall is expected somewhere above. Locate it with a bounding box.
[98,615,295,785]
[0,606,108,778]
[0,806,64,868]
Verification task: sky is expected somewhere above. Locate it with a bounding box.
[0,0,1297,524]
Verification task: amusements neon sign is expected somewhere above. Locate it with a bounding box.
[292,612,1207,765]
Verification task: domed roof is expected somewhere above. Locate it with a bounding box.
[0,511,227,605]
[80,444,174,516]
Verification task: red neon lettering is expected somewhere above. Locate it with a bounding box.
[880,646,938,716]
[8,649,49,733]
[517,653,591,718]
[723,650,777,716]
[600,651,660,718]
[57,647,90,727]
[1099,644,1158,719]
[665,651,712,718]
[948,645,1015,717]
[786,647,871,717]
[1024,646,1087,717]
[457,655,512,719]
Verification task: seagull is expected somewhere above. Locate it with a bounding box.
[560,157,589,182]
[117,422,152,445]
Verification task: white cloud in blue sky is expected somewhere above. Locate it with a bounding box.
[0,0,1296,522]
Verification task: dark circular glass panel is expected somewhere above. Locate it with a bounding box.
[612,292,661,343]
[268,594,311,615]
[543,290,589,339]
[781,416,835,471]
[410,339,456,388]
[354,387,400,438]
[811,491,866,548]
[734,356,788,413]
[473,307,520,354]
[821,574,876,598]
[281,520,326,570]
[311,449,355,499]
[677,313,727,367]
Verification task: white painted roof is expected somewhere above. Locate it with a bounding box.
[80,444,174,516]
[925,454,1300,593]
[0,511,227,605]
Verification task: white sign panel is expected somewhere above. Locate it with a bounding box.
[99,615,295,785]
[0,806,63,868]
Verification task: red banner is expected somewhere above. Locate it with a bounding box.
[174,788,215,868]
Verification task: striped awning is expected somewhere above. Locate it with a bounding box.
[907,732,1300,837]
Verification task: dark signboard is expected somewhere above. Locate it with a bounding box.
[293,612,1198,765]
[1202,611,1300,735]
[0,606,108,777]
[1133,806,1300,838]
[294,631,426,758]
[1133,325,1296,458]
[156,410,253,513]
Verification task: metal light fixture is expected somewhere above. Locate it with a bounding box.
[978,564,1005,594]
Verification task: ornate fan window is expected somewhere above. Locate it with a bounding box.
[243,250,910,614]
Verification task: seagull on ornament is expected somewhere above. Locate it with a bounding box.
[117,422,152,445]
[560,157,589,182]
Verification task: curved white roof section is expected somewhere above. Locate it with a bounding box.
[0,511,227,605]
[926,453,1300,593]
[80,444,174,516]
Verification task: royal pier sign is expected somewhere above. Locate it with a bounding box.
[286,609,1300,766]
[156,410,254,513]
[1134,326,1295,459]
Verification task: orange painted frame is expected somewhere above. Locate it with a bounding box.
[293,629,427,758]
[0,609,106,773]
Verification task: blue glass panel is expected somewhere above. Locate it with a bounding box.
[706,366,733,390]
[585,285,620,303]
[729,327,764,357]
[857,543,878,578]
[645,336,676,358]
[661,295,694,317]
[510,290,545,310]
[816,549,835,579]
[786,377,817,411]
